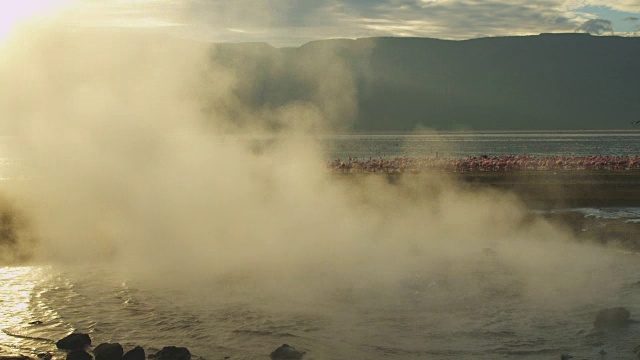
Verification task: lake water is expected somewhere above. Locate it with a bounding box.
[325,131,640,159]
[4,245,640,360]
[1,131,640,360]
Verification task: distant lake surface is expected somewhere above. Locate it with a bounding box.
[325,131,640,160]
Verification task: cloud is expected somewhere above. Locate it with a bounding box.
[40,0,639,46]
[177,0,585,45]
[576,18,614,34]
[343,0,578,38]
[572,0,640,13]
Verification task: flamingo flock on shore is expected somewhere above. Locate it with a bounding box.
[328,155,640,173]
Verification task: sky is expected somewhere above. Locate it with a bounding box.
[1,0,639,47]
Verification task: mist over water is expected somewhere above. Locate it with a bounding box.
[0,16,639,360]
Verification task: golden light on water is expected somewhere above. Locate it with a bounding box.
[0,266,38,349]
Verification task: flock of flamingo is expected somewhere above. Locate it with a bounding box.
[328,155,640,173]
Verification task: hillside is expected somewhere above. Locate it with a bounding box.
[210,34,640,131]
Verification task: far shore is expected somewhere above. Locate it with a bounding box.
[333,129,640,135]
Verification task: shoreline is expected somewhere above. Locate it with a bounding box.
[456,170,640,208]
[335,170,640,208]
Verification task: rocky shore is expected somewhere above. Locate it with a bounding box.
[0,333,305,360]
[456,171,640,250]
[459,171,640,251]
[3,309,639,360]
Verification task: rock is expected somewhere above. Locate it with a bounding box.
[67,350,92,360]
[594,307,631,327]
[37,353,52,360]
[0,356,31,360]
[94,343,124,360]
[123,346,145,360]
[56,333,92,350]
[151,347,190,360]
[270,344,305,360]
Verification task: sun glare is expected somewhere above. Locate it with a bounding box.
[0,0,67,44]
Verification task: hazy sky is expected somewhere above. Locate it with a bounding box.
[3,0,640,46]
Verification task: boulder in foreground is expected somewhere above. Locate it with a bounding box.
[56,333,92,350]
[270,344,305,360]
[594,307,631,327]
[122,346,145,360]
[151,347,190,360]
[66,350,92,360]
[94,343,123,360]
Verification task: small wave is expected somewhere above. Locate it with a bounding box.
[541,207,640,221]
[463,329,517,339]
[231,329,298,338]
[1,328,55,343]
[577,207,640,220]
[370,344,476,357]
[490,347,560,356]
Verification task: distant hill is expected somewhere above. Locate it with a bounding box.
[210,34,640,131]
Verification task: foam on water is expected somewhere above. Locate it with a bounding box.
[574,207,640,220]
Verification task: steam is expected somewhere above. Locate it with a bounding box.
[576,18,614,35]
[0,15,625,311]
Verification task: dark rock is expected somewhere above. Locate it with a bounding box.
[37,353,52,360]
[67,350,93,360]
[599,349,607,355]
[270,344,305,360]
[123,346,145,360]
[151,347,190,360]
[0,356,31,360]
[94,343,124,360]
[594,307,631,327]
[29,320,44,325]
[57,333,92,350]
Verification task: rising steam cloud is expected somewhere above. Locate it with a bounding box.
[0,13,625,311]
[576,18,614,35]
